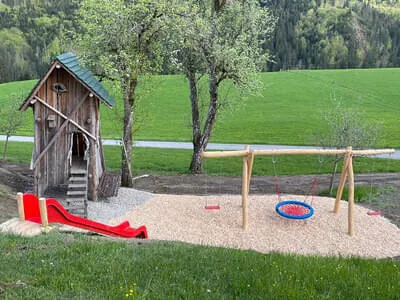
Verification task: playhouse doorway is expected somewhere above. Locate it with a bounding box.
[72,132,88,162]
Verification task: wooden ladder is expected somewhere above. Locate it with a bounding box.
[66,162,88,218]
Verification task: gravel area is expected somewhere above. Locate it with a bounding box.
[88,188,154,223]
[106,190,400,259]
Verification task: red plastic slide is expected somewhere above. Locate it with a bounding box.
[22,193,148,239]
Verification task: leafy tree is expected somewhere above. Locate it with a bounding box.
[0,93,24,160]
[172,0,275,173]
[0,27,32,82]
[317,98,381,195]
[76,0,170,187]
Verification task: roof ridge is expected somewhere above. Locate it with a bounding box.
[55,52,114,108]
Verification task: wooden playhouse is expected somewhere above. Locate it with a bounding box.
[20,52,114,216]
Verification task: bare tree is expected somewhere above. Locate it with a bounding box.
[317,98,382,195]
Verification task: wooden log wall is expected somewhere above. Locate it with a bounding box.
[33,67,101,199]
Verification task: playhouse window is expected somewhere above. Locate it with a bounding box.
[52,83,68,94]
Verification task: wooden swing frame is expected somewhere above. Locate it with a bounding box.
[202,146,395,236]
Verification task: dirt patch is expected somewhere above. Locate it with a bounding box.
[0,161,399,228]
[0,161,33,224]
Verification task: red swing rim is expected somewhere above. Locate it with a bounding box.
[205,205,220,210]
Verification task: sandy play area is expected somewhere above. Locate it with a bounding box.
[110,192,400,259]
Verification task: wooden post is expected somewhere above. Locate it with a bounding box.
[242,146,249,230]
[347,153,355,236]
[247,151,255,194]
[334,147,352,213]
[39,197,49,228]
[17,193,25,221]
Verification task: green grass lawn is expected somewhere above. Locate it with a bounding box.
[0,233,398,299]
[1,69,400,299]
[1,68,400,147]
[2,141,400,176]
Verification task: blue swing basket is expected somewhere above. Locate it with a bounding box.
[275,200,314,220]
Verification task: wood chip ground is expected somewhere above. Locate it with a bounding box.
[110,192,400,258]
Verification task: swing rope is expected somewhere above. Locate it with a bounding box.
[272,156,281,202]
[306,155,324,206]
[272,155,324,220]
[204,157,220,210]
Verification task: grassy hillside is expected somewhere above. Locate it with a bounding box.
[1,68,399,147]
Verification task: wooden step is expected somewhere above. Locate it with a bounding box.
[67,190,87,197]
[69,180,87,185]
[68,183,87,189]
[70,173,87,179]
[70,168,87,175]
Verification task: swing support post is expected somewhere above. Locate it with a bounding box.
[334,147,352,213]
[242,146,250,230]
[347,152,355,236]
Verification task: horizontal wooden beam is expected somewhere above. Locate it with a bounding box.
[202,148,395,158]
[253,149,348,156]
[201,149,250,158]
[352,149,396,156]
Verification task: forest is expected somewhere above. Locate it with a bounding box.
[1,0,400,83]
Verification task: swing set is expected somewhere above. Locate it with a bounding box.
[201,146,395,236]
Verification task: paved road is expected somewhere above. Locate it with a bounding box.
[1,135,399,159]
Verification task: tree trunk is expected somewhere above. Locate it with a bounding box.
[121,78,137,187]
[188,72,203,173]
[190,147,204,174]
[2,134,9,160]
[189,69,219,174]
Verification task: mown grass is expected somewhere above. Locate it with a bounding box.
[0,233,399,299]
[2,141,400,176]
[1,68,400,147]
[320,186,382,202]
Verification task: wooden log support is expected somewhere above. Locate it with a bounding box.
[241,146,249,230]
[253,148,349,156]
[352,149,396,156]
[17,193,25,221]
[204,148,395,157]
[253,148,395,156]
[32,92,90,168]
[334,147,352,214]
[33,96,96,141]
[247,150,255,194]
[347,153,355,236]
[39,197,49,228]
[202,149,250,158]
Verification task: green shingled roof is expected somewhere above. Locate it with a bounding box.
[56,52,114,107]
